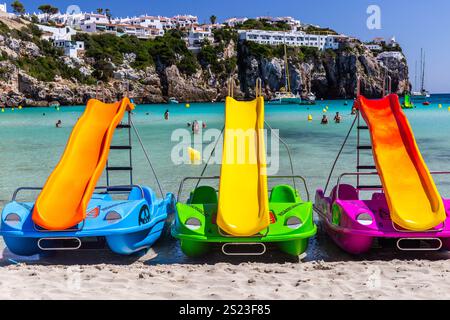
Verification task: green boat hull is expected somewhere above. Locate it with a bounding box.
[172,185,317,257]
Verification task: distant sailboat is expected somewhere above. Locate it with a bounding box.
[269,44,302,105]
[411,48,430,100]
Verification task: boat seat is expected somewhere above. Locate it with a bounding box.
[270,185,299,203]
[331,184,358,201]
[189,186,218,204]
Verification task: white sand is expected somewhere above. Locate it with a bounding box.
[1,244,450,300]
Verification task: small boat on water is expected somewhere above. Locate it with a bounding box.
[303,92,316,105]
[411,48,430,100]
[423,101,431,106]
[168,97,179,104]
[269,91,302,104]
[268,43,302,105]
[402,93,415,109]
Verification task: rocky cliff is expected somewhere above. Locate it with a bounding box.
[0,18,409,106]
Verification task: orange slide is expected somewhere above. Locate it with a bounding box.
[358,94,446,231]
[32,98,134,230]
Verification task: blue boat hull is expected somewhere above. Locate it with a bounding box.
[1,186,175,256]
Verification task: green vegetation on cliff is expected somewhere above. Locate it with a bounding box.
[0,22,95,84]
[244,40,320,62]
[236,19,290,31]
[74,29,198,78]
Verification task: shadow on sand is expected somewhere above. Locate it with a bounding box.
[1,219,449,267]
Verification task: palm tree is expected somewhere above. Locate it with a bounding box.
[105,8,112,23]
[96,8,104,14]
[210,15,217,25]
[11,0,25,15]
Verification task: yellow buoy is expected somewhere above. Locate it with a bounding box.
[326,106,329,109]
[322,108,327,113]
[308,114,313,121]
[188,147,201,164]
[185,103,190,108]
[439,104,442,109]
[18,105,22,110]
[1,108,4,113]
[11,108,14,111]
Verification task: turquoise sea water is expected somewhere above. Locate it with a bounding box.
[0,95,450,207]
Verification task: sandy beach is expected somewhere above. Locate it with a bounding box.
[1,224,450,300]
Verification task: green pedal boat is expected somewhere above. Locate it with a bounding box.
[171,82,316,257]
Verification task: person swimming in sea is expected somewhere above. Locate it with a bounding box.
[192,120,200,134]
[56,120,62,128]
[334,112,342,123]
[202,121,207,129]
[164,109,169,120]
[321,115,329,125]
[351,106,357,115]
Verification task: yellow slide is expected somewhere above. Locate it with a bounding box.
[358,94,445,231]
[217,96,270,236]
[32,98,134,230]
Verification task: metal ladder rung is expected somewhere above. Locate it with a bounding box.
[357,165,377,170]
[110,146,132,150]
[106,166,133,171]
[357,145,372,150]
[357,185,383,190]
[357,125,369,130]
[117,124,131,129]
[106,167,133,171]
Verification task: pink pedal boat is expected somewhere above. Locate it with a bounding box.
[314,91,450,254]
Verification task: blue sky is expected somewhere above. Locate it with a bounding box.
[8,0,450,93]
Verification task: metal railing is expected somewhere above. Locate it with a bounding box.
[177,175,310,202]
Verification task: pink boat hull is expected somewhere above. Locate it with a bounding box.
[315,185,450,254]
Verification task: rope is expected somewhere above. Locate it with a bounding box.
[323,114,358,194]
[195,126,225,189]
[130,119,165,198]
[264,121,296,190]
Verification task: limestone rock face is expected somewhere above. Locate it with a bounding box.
[0,27,409,106]
[237,41,409,99]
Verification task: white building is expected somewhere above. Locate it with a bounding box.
[80,21,164,39]
[36,25,77,41]
[256,16,301,30]
[224,17,249,27]
[54,40,85,58]
[0,3,7,13]
[365,44,382,51]
[159,16,175,29]
[377,51,404,61]
[187,27,214,47]
[83,13,110,24]
[238,29,346,50]
[128,15,163,30]
[173,14,198,28]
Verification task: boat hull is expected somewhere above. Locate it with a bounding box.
[1,187,175,256]
[172,185,316,257]
[268,97,302,105]
[314,187,450,254]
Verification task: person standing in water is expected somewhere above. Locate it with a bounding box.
[192,120,200,134]
[164,109,169,120]
[321,115,329,125]
[334,112,342,123]
[55,120,62,128]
